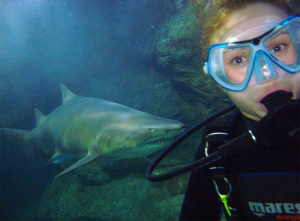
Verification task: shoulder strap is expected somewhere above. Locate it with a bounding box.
[204,108,245,219]
[205,108,243,155]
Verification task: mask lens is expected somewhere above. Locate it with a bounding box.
[264,28,298,66]
[222,46,250,84]
[209,45,252,90]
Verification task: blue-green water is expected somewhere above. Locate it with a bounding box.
[0,1,190,220]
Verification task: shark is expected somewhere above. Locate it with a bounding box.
[1,84,186,177]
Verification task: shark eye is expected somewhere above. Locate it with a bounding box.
[148,128,155,133]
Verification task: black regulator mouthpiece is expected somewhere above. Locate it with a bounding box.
[253,90,300,146]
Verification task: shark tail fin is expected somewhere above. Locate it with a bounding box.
[0,128,34,157]
[55,151,99,178]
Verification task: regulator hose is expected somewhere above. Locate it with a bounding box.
[146,91,300,182]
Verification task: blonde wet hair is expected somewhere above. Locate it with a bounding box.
[191,0,295,60]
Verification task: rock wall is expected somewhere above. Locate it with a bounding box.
[150,5,232,118]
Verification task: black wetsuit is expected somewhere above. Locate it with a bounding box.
[179,110,300,220]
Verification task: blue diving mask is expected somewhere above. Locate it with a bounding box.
[203,15,300,92]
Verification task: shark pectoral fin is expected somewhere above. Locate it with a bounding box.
[47,148,63,164]
[54,151,99,178]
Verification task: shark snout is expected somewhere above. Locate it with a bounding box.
[170,124,186,133]
[163,122,186,138]
[171,122,186,131]
[178,124,186,130]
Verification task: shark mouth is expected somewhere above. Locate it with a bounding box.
[146,137,175,146]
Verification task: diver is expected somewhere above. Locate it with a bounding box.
[146,0,300,220]
[178,0,300,220]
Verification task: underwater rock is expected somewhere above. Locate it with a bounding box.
[175,0,188,9]
[164,173,190,196]
[67,216,109,221]
[154,194,185,220]
[152,4,231,114]
[23,174,183,221]
[75,167,111,186]
[150,160,190,196]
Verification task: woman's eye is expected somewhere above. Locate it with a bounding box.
[232,56,247,64]
[271,44,286,53]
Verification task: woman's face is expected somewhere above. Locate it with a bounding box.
[214,3,300,121]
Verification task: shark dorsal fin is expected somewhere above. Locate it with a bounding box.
[34,108,46,123]
[61,84,76,103]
